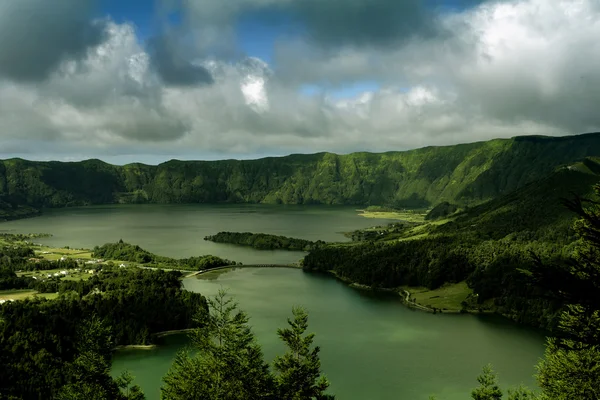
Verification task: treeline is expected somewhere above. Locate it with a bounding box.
[0,267,206,399]
[92,240,236,270]
[304,233,570,329]
[204,232,327,251]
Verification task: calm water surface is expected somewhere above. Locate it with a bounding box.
[0,204,392,264]
[1,205,546,399]
[112,268,545,400]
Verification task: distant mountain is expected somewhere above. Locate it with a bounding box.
[1,132,600,213]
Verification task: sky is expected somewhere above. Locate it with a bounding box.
[0,0,599,164]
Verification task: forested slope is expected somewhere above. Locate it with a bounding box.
[302,158,600,328]
[1,132,600,211]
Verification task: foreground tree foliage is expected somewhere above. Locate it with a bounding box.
[526,187,600,399]
[161,291,334,400]
[274,308,334,400]
[463,186,600,400]
[0,267,207,399]
[161,291,273,400]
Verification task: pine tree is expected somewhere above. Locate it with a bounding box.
[471,365,503,400]
[56,317,145,400]
[525,186,600,398]
[273,307,334,400]
[161,290,274,400]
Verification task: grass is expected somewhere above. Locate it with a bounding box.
[34,247,94,261]
[0,289,38,301]
[36,292,59,300]
[402,281,472,312]
[358,210,427,223]
[0,289,59,301]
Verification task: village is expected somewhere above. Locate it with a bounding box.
[0,240,131,304]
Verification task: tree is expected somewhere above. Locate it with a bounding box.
[161,290,274,400]
[56,318,145,400]
[471,365,502,400]
[524,187,600,398]
[536,336,600,399]
[506,386,537,400]
[273,307,334,400]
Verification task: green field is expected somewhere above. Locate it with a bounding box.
[0,289,59,301]
[358,210,427,222]
[402,281,472,312]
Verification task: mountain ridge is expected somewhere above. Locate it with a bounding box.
[2,132,600,212]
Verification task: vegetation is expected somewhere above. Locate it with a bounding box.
[402,281,472,312]
[434,183,600,399]
[204,232,326,251]
[3,133,600,398]
[161,290,333,400]
[425,201,459,220]
[0,266,207,399]
[303,161,600,330]
[2,134,600,214]
[92,240,235,270]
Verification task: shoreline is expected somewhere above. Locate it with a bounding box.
[154,328,194,338]
[322,269,492,315]
[193,264,302,277]
[112,344,157,351]
[112,328,195,351]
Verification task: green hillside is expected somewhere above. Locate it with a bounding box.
[2,132,600,212]
[302,158,600,328]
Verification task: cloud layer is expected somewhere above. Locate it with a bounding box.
[0,0,599,163]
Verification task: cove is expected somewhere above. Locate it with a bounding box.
[112,268,546,400]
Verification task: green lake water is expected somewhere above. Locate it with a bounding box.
[0,204,392,264]
[0,204,546,399]
[112,268,545,400]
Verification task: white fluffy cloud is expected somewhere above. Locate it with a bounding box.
[0,0,599,162]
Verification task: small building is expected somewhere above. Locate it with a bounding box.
[119,263,127,268]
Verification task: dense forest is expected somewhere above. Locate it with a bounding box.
[204,232,327,251]
[303,159,600,329]
[0,267,206,399]
[92,240,236,270]
[2,133,600,215]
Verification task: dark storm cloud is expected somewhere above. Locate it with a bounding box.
[0,0,106,82]
[147,34,214,86]
[291,0,443,47]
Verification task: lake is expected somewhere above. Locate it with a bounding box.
[1,204,546,399]
[112,268,545,400]
[0,204,393,264]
